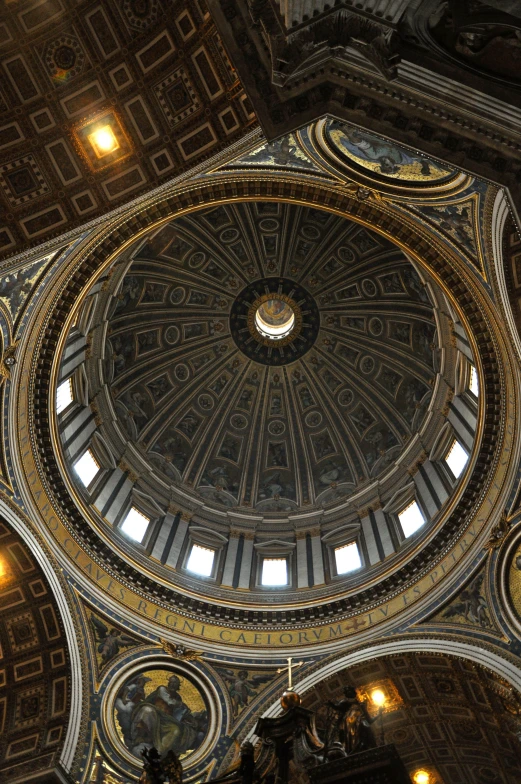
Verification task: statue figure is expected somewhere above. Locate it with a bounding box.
[163,749,183,784]
[326,686,378,756]
[239,740,255,784]
[139,747,164,784]
[139,746,182,784]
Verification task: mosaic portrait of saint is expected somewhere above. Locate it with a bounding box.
[114,669,208,760]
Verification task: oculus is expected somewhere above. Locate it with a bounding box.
[230,278,319,365]
[255,298,295,340]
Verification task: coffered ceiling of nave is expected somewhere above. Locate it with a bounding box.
[302,653,521,784]
[0,0,255,260]
[0,519,72,782]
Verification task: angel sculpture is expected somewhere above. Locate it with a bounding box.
[220,669,273,716]
[90,614,137,664]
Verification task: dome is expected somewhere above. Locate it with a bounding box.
[56,199,476,605]
[86,203,441,515]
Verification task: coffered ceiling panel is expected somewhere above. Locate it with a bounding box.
[0,0,256,260]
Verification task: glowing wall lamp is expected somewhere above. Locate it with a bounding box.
[413,771,430,784]
[370,688,387,745]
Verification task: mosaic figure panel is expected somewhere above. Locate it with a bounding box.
[113,669,208,761]
[325,120,456,183]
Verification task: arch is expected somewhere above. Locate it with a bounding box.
[0,497,83,773]
[250,636,521,731]
[490,188,521,362]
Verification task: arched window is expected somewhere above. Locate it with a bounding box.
[120,507,150,544]
[398,500,425,538]
[186,544,215,577]
[334,542,362,575]
[73,449,100,487]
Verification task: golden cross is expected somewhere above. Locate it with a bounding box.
[277,657,304,690]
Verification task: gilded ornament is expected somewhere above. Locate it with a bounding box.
[160,639,203,661]
[484,512,510,551]
[0,342,18,382]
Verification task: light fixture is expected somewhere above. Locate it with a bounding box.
[0,556,12,585]
[88,125,119,157]
[371,689,386,708]
[413,771,430,784]
[75,111,131,171]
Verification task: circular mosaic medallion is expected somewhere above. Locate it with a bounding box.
[369,317,383,336]
[305,410,323,428]
[231,414,248,430]
[230,278,319,365]
[109,665,213,768]
[165,325,180,345]
[268,419,286,435]
[189,252,206,268]
[338,388,354,407]
[300,224,321,240]
[259,218,279,232]
[220,228,239,243]
[338,246,355,263]
[362,279,377,297]
[198,394,214,411]
[174,363,189,381]
[360,356,375,374]
[171,286,185,304]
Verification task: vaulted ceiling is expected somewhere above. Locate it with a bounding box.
[94,201,440,516]
[0,520,72,783]
[0,0,255,260]
[302,653,521,784]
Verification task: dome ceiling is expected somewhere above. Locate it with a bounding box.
[92,201,439,517]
